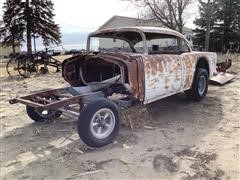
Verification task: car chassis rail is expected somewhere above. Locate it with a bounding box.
[10,87,106,114]
[9,86,133,118]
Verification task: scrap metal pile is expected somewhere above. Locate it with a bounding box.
[210,59,235,85]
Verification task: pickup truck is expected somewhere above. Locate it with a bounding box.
[10,27,217,148]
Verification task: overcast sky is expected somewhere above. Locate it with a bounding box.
[0,0,199,50]
[54,0,139,32]
[54,0,198,32]
[0,0,198,32]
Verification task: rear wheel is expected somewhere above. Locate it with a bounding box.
[77,98,120,148]
[185,68,208,101]
[26,106,62,122]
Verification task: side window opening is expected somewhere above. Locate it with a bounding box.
[134,37,180,54]
[134,33,190,55]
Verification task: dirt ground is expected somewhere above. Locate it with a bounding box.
[0,54,239,180]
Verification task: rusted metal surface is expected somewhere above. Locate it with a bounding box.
[210,59,234,85]
[139,51,217,104]
[9,88,99,111]
[180,52,217,90]
[97,53,145,101]
[210,72,235,85]
[87,27,186,55]
[88,26,186,42]
[62,52,146,102]
[86,27,217,104]
[216,59,232,72]
[12,27,218,109]
[142,54,182,103]
[61,51,217,105]
[62,55,85,86]
[20,88,68,99]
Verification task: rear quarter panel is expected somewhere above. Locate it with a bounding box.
[181,51,217,91]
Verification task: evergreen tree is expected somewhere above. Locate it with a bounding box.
[0,0,25,55]
[217,0,240,51]
[31,0,61,46]
[193,0,240,52]
[27,0,61,53]
[1,0,61,55]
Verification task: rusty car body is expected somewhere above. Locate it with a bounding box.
[10,27,217,148]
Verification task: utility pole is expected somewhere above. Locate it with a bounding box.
[33,35,36,54]
[204,0,211,52]
[26,0,32,55]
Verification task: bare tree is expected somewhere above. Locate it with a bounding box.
[123,0,192,33]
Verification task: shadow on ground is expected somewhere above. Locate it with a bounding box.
[1,92,224,179]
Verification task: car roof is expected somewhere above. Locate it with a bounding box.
[89,26,186,39]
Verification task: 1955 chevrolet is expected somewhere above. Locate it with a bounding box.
[10,27,217,148]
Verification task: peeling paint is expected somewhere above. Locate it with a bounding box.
[12,27,217,108]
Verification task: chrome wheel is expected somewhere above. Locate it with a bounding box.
[198,75,207,95]
[90,108,115,139]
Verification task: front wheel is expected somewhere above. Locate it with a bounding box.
[77,98,120,148]
[185,68,209,101]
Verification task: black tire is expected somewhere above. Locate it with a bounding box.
[185,68,209,101]
[26,106,62,122]
[6,58,19,77]
[77,98,120,148]
[18,58,38,78]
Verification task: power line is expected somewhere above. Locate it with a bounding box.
[55,19,99,31]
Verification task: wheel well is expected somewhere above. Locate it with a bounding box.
[196,58,209,75]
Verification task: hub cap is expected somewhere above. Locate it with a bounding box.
[198,76,207,95]
[90,108,115,139]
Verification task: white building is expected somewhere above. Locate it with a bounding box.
[97,15,193,50]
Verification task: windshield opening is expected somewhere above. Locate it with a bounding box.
[88,30,143,53]
[89,37,133,53]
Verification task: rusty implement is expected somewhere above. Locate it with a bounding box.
[210,72,235,85]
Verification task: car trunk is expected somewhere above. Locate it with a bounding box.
[62,55,124,87]
[62,53,144,102]
[79,57,121,84]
